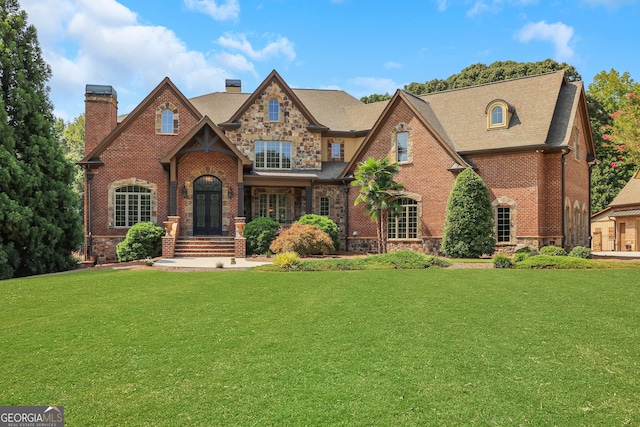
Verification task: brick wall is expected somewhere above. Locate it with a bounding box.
[85,85,201,260]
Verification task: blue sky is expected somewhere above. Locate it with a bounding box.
[20,0,640,121]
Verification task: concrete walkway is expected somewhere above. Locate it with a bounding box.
[154,256,272,269]
[592,251,640,259]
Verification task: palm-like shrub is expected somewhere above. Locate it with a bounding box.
[270,223,335,256]
[442,168,496,258]
[297,214,341,251]
[273,252,302,271]
[116,222,164,262]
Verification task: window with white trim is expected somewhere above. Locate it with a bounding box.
[320,197,330,216]
[268,99,279,121]
[397,132,409,162]
[115,186,151,227]
[255,141,292,169]
[259,193,287,223]
[388,198,418,239]
[331,143,341,159]
[497,207,510,242]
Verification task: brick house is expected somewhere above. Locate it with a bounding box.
[79,70,596,262]
[591,170,640,251]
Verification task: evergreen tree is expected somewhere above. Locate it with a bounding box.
[441,168,495,258]
[0,0,82,279]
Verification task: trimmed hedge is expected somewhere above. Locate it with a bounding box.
[244,217,280,255]
[540,245,568,256]
[569,246,592,259]
[493,254,513,268]
[514,255,594,269]
[116,222,164,262]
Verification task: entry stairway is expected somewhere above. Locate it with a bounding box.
[174,237,236,257]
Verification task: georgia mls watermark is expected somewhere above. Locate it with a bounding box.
[0,406,64,427]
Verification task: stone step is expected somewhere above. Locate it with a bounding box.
[174,237,236,257]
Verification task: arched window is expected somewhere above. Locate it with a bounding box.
[161,109,174,134]
[156,102,179,134]
[115,185,152,227]
[491,106,504,126]
[388,198,418,239]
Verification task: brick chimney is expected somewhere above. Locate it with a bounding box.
[84,84,118,155]
[225,79,241,93]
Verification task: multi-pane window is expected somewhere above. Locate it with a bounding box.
[320,197,330,216]
[497,207,510,242]
[115,186,151,227]
[491,106,504,126]
[255,141,292,169]
[397,132,408,162]
[331,143,341,159]
[268,99,279,121]
[259,193,287,223]
[161,109,174,134]
[388,198,418,239]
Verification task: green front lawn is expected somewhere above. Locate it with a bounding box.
[1,269,639,425]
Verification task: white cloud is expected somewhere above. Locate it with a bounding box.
[436,0,447,11]
[384,61,403,69]
[183,0,240,21]
[347,77,400,97]
[217,33,296,62]
[467,1,490,17]
[19,0,297,120]
[515,21,575,61]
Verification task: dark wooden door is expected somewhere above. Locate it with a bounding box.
[193,175,222,235]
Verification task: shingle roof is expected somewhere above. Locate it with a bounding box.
[189,88,385,132]
[416,71,573,152]
[610,170,640,208]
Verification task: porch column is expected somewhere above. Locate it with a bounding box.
[306,185,313,215]
[237,183,244,217]
[169,181,177,216]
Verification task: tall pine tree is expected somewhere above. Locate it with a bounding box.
[0,0,82,279]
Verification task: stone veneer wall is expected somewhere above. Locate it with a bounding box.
[224,82,322,170]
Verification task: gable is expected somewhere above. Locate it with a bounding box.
[81,77,203,163]
[610,169,640,208]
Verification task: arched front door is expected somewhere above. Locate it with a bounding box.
[193,175,222,235]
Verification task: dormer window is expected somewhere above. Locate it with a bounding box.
[486,100,512,130]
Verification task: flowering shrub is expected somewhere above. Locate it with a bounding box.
[270,223,335,256]
[604,92,640,166]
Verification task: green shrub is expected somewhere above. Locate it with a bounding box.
[513,252,530,263]
[116,222,164,262]
[540,245,568,256]
[273,252,302,271]
[371,250,451,269]
[493,254,513,268]
[270,223,335,256]
[442,168,496,258]
[569,246,592,259]
[514,255,594,269]
[297,214,341,251]
[244,217,280,255]
[515,246,539,256]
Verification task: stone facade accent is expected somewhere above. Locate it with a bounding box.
[225,81,322,170]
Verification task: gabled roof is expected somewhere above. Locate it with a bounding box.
[340,90,470,178]
[609,170,640,208]
[221,70,324,128]
[159,116,251,166]
[415,71,584,153]
[81,77,202,163]
[188,79,385,133]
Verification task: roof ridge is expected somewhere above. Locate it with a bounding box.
[418,70,566,97]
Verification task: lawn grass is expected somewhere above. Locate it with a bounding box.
[1,268,639,425]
